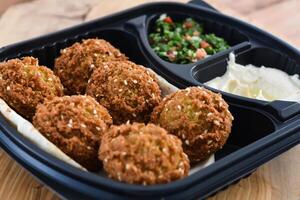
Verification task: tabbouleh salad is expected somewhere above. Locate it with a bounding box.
[149,14,230,64]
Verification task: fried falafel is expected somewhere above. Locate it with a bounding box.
[151,87,233,162]
[86,61,161,124]
[33,95,113,171]
[54,39,128,94]
[0,57,64,120]
[99,123,190,185]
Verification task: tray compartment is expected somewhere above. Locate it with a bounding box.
[215,104,276,159]
[9,29,152,70]
[134,12,251,86]
[146,12,249,64]
[235,47,300,74]
[193,47,300,83]
[193,47,300,120]
[193,59,227,83]
[226,105,275,147]
[148,13,247,39]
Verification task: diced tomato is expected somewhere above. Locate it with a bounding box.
[183,21,193,29]
[200,40,210,49]
[167,51,176,61]
[196,48,207,60]
[164,17,173,24]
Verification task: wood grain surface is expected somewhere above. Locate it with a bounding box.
[0,0,299,199]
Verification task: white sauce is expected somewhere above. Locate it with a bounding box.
[205,53,300,102]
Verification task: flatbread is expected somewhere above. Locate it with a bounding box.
[146,68,179,96]
[0,68,214,174]
[0,98,86,170]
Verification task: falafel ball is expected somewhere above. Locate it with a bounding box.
[54,39,128,94]
[151,87,233,163]
[0,57,64,120]
[99,123,190,185]
[86,61,161,124]
[33,95,113,171]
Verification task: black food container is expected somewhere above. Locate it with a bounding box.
[0,1,300,199]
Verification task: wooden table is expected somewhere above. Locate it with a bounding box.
[0,0,299,199]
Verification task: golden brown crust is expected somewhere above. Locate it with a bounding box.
[151,87,233,163]
[86,61,161,124]
[33,95,113,171]
[0,57,64,120]
[99,123,190,185]
[54,39,128,95]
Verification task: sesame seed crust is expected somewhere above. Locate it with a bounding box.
[86,61,161,124]
[99,123,190,185]
[151,87,233,163]
[54,39,128,95]
[0,57,64,120]
[33,95,112,171]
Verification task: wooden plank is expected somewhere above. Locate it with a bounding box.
[0,149,58,199]
[208,146,300,200]
[218,0,284,14]
[0,0,99,47]
[85,0,243,22]
[0,0,31,15]
[246,0,300,48]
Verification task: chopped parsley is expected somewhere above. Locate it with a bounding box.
[149,14,230,64]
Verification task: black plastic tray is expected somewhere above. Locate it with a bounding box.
[0,1,300,199]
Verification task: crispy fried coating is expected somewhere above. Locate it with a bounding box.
[99,123,190,185]
[54,39,127,94]
[151,87,233,162]
[33,95,112,171]
[0,57,63,120]
[86,61,161,124]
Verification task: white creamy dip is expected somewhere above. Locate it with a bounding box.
[205,53,300,102]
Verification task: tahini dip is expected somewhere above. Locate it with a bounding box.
[205,53,300,102]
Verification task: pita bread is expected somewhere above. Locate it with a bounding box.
[0,98,86,170]
[0,68,214,174]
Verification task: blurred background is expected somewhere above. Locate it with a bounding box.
[0,0,299,200]
[0,0,299,48]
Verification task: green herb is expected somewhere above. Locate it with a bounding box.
[149,14,230,64]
